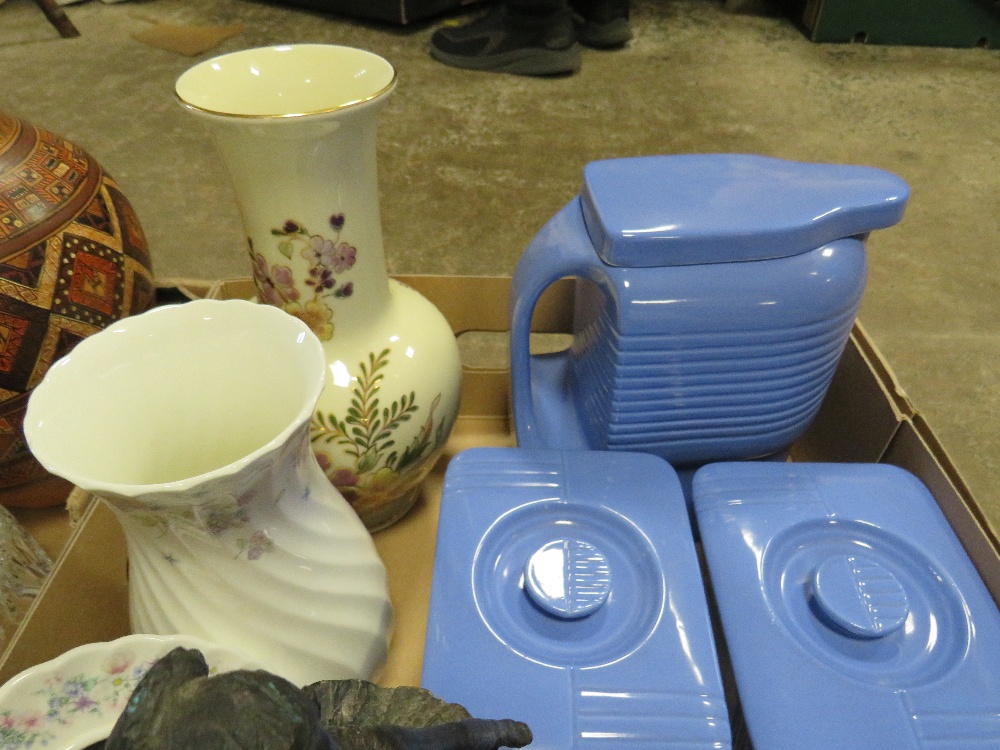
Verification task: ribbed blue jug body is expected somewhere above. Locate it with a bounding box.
[568,235,866,464]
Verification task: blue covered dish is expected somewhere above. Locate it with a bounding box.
[694,462,1000,750]
[423,447,731,749]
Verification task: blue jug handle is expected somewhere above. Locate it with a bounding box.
[509,197,599,448]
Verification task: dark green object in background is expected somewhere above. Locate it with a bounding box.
[780,0,1000,47]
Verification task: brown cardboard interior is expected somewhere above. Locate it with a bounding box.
[2,275,997,690]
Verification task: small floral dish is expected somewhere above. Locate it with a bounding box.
[0,633,263,750]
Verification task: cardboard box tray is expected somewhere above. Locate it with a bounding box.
[3,275,998,691]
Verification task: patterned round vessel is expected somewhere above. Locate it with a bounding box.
[0,112,156,503]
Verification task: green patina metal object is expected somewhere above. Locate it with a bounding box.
[101,648,533,750]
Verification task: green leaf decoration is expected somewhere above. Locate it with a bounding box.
[357,450,378,474]
[310,349,454,498]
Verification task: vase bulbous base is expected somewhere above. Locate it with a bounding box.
[350,482,421,534]
[309,280,462,532]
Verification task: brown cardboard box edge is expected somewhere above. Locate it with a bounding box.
[2,275,998,687]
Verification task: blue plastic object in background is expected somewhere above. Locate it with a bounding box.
[693,462,1000,750]
[509,154,909,467]
[422,447,731,749]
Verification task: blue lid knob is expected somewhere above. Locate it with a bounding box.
[524,539,611,619]
[812,554,909,638]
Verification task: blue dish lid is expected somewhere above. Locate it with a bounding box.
[580,154,909,267]
[693,462,1000,750]
[422,447,731,749]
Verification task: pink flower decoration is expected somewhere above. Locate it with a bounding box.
[303,235,337,269]
[74,696,98,711]
[332,468,359,487]
[257,282,284,307]
[107,655,133,675]
[332,242,356,273]
[270,264,300,302]
[250,252,270,283]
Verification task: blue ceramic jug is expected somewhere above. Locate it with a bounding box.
[510,154,909,466]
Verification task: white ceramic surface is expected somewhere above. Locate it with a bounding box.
[176,45,462,530]
[23,299,393,686]
[0,634,264,750]
[174,44,396,118]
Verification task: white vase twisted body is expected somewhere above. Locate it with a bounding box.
[176,45,462,531]
[23,299,392,686]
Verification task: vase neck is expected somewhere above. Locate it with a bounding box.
[209,105,392,342]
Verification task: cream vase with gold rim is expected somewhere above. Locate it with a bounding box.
[176,45,462,531]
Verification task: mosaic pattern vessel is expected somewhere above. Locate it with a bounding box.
[0,112,155,494]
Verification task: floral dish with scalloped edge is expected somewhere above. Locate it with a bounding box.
[0,633,264,750]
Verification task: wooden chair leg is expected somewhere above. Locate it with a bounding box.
[34,0,81,39]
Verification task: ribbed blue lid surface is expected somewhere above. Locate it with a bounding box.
[693,462,1000,750]
[423,448,731,750]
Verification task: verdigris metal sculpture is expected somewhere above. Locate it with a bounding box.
[104,648,533,750]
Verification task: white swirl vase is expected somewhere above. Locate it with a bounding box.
[175,45,462,532]
[23,299,393,687]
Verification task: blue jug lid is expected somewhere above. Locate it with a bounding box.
[422,447,731,749]
[693,462,1000,750]
[580,154,909,267]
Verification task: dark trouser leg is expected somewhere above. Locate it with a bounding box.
[568,0,631,47]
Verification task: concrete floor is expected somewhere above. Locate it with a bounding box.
[1,0,998,537]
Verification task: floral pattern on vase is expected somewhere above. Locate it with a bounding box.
[175,45,463,532]
[111,485,276,562]
[311,347,455,519]
[249,215,356,341]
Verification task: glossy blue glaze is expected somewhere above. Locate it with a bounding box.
[510,154,909,466]
[422,447,731,749]
[581,154,908,267]
[693,462,1000,750]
